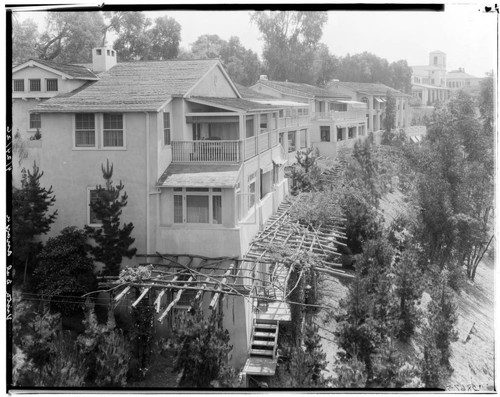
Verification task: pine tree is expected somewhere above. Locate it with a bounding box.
[12,162,57,283]
[85,160,136,276]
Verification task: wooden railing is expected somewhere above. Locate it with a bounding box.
[312,109,366,121]
[172,131,280,163]
[171,140,240,163]
[277,115,310,129]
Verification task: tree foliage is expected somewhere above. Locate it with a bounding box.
[12,18,40,65]
[334,52,413,93]
[289,147,323,194]
[12,162,57,282]
[33,227,96,314]
[171,312,238,387]
[382,90,396,139]
[252,11,328,84]
[35,12,105,63]
[85,160,136,276]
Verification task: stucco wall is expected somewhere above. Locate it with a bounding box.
[190,66,238,97]
[39,112,149,257]
[222,295,251,369]
[12,99,47,139]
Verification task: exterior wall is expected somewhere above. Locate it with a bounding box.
[157,102,173,177]
[38,112,149,258]
[189,66,239,97]
[223,295,252,368]
[11,140,43,187]
[12,99,47,139]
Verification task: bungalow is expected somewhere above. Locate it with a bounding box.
[249,77,368,158]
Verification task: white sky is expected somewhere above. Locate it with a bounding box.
[11,4,498,77]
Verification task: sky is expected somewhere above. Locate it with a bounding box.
[11,3,498,77]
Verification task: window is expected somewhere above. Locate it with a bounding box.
[75,113,96,147]
[248,172,257,209]
[30,113,41,130]
[163,112,171,145]
[173,188,222,224]
[288,131,296,153]
[337,127,344,141]
[29,79,41,92]
[107,49,111,55]
[88,189,102,226]
[13,79,24,91]
[46,79,58,91]
[103,113,124,147]
[434,56,438,65]
[348,127,356,139]
[320,126,330,142]
[96,49,102,55]
[279,110,284,118]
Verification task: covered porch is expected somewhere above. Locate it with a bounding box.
[172,97,282,163]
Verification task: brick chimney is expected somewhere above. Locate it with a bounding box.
[92,47,117,73]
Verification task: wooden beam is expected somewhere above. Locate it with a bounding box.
[114,286,131,303]
[158,276,194,323]
[209,263,235,310]
[131,287,150,308]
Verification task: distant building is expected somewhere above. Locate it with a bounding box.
[446,68,481,90]
[411,50,450,105]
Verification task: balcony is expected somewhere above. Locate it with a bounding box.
[312,109,367,121]
[171,130,279,164]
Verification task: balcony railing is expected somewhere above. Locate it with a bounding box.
[171,130,279,163]
[172,140,241,163]
[312,109,366,121]
[277,115,310,129]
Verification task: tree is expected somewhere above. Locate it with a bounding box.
[185,34,262,86]
[36,12,105,63]
[383,90,396,141]
[290,147,323,194]
[12,18,39,64]
[148,16,181,60]
[12,162,57,283]
[32,227,97,314]
[389,59,413,94]
[85,160,136,276]
[252,11,328,84]
[110,12,181,61]
[171,312,238,387]
[77,303,131,387]
[311,43,339,87]
[12,292,86,387]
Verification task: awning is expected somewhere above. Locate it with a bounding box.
[410,136,420,143]
[374,97,384,103]
[157,164,241,188]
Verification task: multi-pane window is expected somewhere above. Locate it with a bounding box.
[320,126,330,142]
[75,114,96,147]
[88,189,101,225]
[248,172,256,209]
[103,113,124,147]
[163,112,171,145]
[173,188,222,224]
[29,79,41,92]
[348,127,356,139]
[46,79,58,91]
[13,79,24,91]
[30,113,41,129]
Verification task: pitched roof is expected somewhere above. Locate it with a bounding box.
[34,59,221,113]
[446,70,479,79]
[235,83,277,99]
[255,79,349,99]
[18,59,98,80]
[332,82,410,97]
[157,164,241,188]
[189,96,282,112]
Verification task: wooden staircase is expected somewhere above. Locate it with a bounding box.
[249,319,279,359]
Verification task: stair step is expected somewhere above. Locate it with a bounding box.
[255,319,278,326]
[250,349,274,357]
[253,331,276,338]
[252,340,275,347]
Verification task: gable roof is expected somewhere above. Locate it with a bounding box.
[254,79,350,99]
[446,70,479,79]
[33,59,222,113]
[330,81,410,97]
[13,59,98,80]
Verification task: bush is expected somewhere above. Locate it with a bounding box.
[33,227,97,315]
